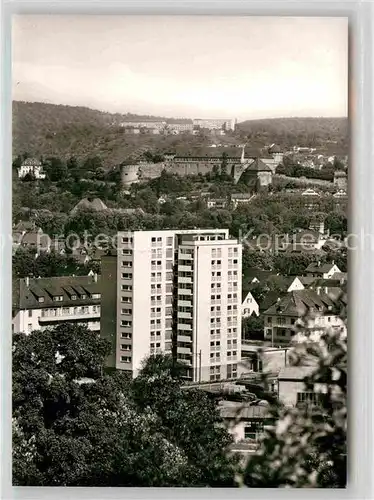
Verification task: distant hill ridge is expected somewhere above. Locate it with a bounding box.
[12,101,348,166]
[13,100,170,126]
[238,116,348,135]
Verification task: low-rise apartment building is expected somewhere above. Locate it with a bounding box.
[119,121,166,130]
[207,198,228,209]
[192,118,235,130]
[166,123,194,133]
[12,275,101,334]
[263,289,346,346]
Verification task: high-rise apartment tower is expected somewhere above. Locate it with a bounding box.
[101,229,242,382]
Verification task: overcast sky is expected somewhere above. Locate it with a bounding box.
[12,15,348,120]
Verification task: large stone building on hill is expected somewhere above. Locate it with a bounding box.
[121,145,278,190]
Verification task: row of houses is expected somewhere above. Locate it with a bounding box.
[171,187,347,212]
[244,229,347,256]
[120,127,230,136]
[12,251,347,458]
[157,191,256,209]
[287,150,348,172]
[12,270,343,458]
[241,261,346,345]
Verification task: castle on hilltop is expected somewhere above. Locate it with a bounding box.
[121,144,284,191]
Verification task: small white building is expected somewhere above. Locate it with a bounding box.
[158,195,167,205]
[241,291,259,318]
[301,188,321,197]
[219,400,274,445]
[18,158,46,179]
[231,193,254,209]
[277,366,318,407]
[333,189,347,199]
[207,198,227,209]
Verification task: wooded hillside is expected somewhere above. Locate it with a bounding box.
[13,101,349,166]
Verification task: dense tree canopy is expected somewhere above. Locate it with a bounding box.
[13,322,348,488]
[12,249,99,278]
[242,315,265,341]
[13,325,240,487]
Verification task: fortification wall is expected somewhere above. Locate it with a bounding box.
[165,161,217,176]
[139,160,221,179]
[131,157,275,186]
[138,162,165,180]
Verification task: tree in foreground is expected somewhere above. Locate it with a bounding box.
[12,324,239,486]
[13,321,347,487]
[242,326,347,488]
[131,355,240,486]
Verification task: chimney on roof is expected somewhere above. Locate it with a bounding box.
[94,272,98,283]
[317,260,321,267]
[25,276,30,287]
[240,144,246,164]
[332,260,335,265]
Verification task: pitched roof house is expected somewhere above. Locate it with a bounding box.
[241,290,260,318]
[12,275,101,334]
[287,276,317,292]
[219,400,274,446]
[305,262,342,279]
[263,289,346,346]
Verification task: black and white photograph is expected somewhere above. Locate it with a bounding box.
[11,15,348,488]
